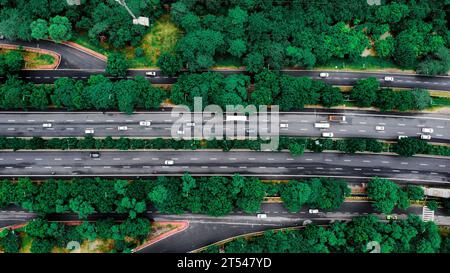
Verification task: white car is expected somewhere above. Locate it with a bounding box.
[164,160,174,165]
[257,214,267,219]
[398,135,408,140]
[280,123,288,128]
[420,134,432,140]
[319,72,329,78]
[322,132,334,138]
[384,76,394,82]
[421,128,434,134]
[118,126,128,131]
[139,121,151,126]
[42,123,52,128]
[85,128,94,134]
[309,209,319,214]
[145,71,156,76]
[186,122,195,127]
[375,126,385,131]
[177,130,184,134]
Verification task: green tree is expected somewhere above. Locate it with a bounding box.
[157,52,183,76]
[367,178,400,214]
[350,77,379,107]
[48,16,72,42]
[106,53,129,77]
[30,19,48,40]
[280,181,311,212]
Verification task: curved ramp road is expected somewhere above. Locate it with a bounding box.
[1,110,449,143]
[0,39,106,69]
[0,151,448,184]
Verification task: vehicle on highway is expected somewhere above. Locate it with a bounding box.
[257,214,267,219]
[177,130,184,134]
[42,123,52,128]
[145,71,157,76]
[386,215,398,220]
[319,72,329,78]
[421,134,432,140]
[118,126,128,131]
[246,128,256,134]
[186,122,195,127]
[85,128,94,134]
[314,122,330,128]
[90,152,100,158]
[375,126,385,131]
[309,209,319,214]
[164,160,174,165]
[226,115,247,121]
[139,121,151,126]
[328,115,346,123]
[280,123,288,128]
[422,128,434,134]
[322,132,334,138]
[398,135,408,140]
[384,76,394,82]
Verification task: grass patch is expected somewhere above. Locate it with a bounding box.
[71,14,181,68]
[0,48,56,69]
[431,97,450,107]
[316,56,413,72]
[130,14,181,67]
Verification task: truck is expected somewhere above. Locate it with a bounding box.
[328,115,346,123]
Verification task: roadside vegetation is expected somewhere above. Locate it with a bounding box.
[0,72,435,113]
[0,136,448,158]
[0,175,350,218]
[0,48,55,69]
[0,217,150,253]
[158,0,449,75]
[202,215,445,253]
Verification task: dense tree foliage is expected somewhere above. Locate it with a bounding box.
[366,177,418,214]
[0,136,448,158]
[0,76,166,113]
[206,215,442,253]
[167,0,449,74]
[0,51,24,76]
[0,217,151,253]
[0,0,163,48]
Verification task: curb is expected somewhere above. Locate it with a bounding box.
[133,220,189,252]
[0,44,61,69]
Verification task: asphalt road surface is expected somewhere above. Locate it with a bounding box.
[0,39,106,69]
[1,39,449,90]
[0,151,448,184]
[1,110,448,143]
[1,202,448,252]
[3,69,449,91]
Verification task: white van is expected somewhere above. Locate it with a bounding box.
[85,128,94,134]
[315,122,330,129]
[322,132,334,138]
[42,123,52,128]
[257,214,267,219]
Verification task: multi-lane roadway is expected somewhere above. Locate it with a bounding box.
[1,109,449,143]
[1,40,450,90]
[0,151,448,184]
[1,202,449,252]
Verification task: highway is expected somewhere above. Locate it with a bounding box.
[1,202,448,252]
[1,39,449,90]
[0,151,448,184]
[2,69,449,91]
[1,110,449,143]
